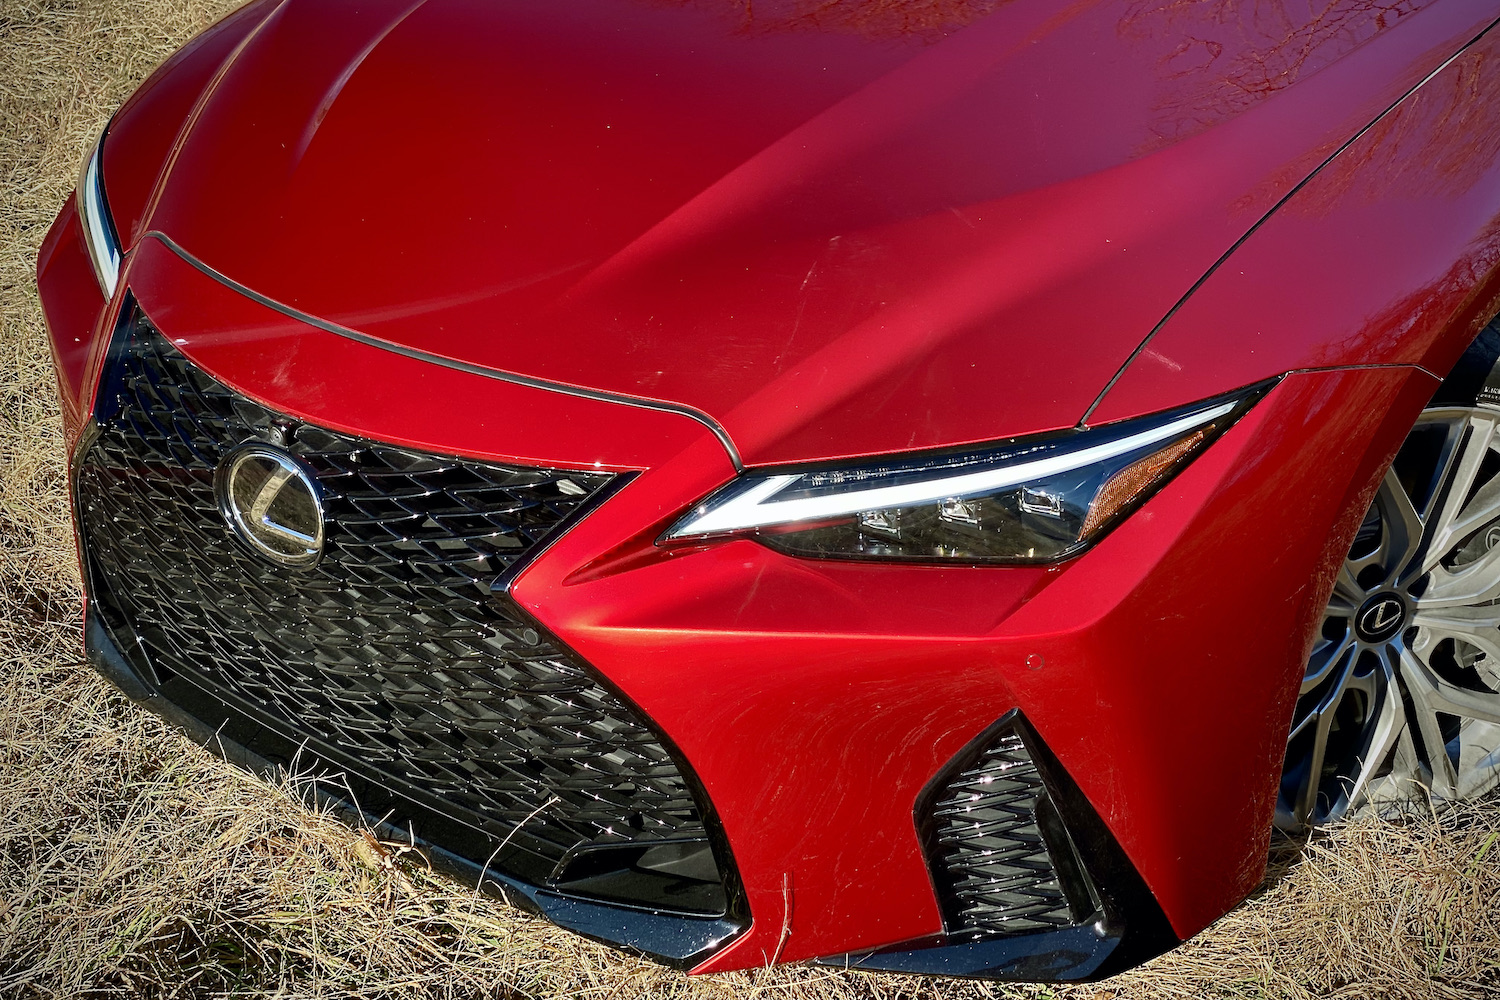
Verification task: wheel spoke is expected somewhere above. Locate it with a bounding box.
[1411,411,1473,522]
[1330,565,1364,610]
[1418,414,1498,576]
[1411,605,1500,654]
[1415,544,1500,608]
[1399,654,1460,800]
[1343,649,1404,811]
[1287,706,1317,743]
[1377,468,1424,583]
[1364,725,1428,811]
[1293,655,1368,823]
[1402,646,1500,725]
[1306,652,1358,721]
[1454,723,1500,787]
[1303,631,1355,694]
[1439,474,1500,555]
[1298,703,1337,823]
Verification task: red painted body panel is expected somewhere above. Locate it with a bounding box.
[508,364,1438,966]
[123,0,1490,465]
[1094,23,1500,425]
[36,199,95,440]
[40,191,1454,963]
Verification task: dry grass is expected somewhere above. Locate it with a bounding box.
[2,1,1500,996]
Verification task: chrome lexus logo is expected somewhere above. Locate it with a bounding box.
[216,445,324,568]
[1355,593,1406,644]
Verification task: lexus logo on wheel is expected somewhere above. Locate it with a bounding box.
[216,445,325,568]
[1363,601,1401,633]
[1354,593,1406,644]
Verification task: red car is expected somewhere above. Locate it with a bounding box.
[35,0,1500,981]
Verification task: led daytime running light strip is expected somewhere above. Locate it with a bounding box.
[670,400,1237,538]
[79,137,120,298]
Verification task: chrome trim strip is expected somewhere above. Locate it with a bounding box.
[139,231,746,470]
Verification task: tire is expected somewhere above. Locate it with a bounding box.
[1278,325,1500,828]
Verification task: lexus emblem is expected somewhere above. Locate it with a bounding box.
[216,445,325,568]
[1354,593,1406,644]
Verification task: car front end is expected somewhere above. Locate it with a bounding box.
[36,0,1500,980]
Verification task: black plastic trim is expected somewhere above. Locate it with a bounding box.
[815,710,1179,981]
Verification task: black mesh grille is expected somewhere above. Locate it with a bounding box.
[925,723,1088,937]
[77,311,721,906]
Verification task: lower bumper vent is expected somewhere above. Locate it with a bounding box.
[818,712,1178,979]
[921,717,1101,937]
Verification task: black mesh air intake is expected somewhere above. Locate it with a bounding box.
[823,711,1177,979]
[76,308,729,916]
[921,715,1101,939]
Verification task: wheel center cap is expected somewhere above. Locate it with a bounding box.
[1354,592,1407,644]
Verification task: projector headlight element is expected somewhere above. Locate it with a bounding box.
[665,385,1270,564]
[75,132,122,298]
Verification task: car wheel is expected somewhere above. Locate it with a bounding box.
[1278,395,1500,828]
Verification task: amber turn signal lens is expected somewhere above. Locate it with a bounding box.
[1079,430,1206,540]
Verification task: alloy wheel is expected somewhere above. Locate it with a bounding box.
[1278,406,1500,828]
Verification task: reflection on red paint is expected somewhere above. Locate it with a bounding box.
[1095,26,1500,426]
[112,0,1489,465]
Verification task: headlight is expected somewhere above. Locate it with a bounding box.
[76,131,122,298]
[664,384,1271,564]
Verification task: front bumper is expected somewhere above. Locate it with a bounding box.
[38,203,1441,977]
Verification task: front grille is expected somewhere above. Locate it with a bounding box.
[923,718,1098,938]
[77,309,724,911]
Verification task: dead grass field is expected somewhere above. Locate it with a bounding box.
[3,2,1500,997]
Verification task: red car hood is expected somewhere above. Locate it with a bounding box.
[132,0,1487,466]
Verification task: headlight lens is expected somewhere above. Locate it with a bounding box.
[75,131,121,298]
[665,384,1270,564]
